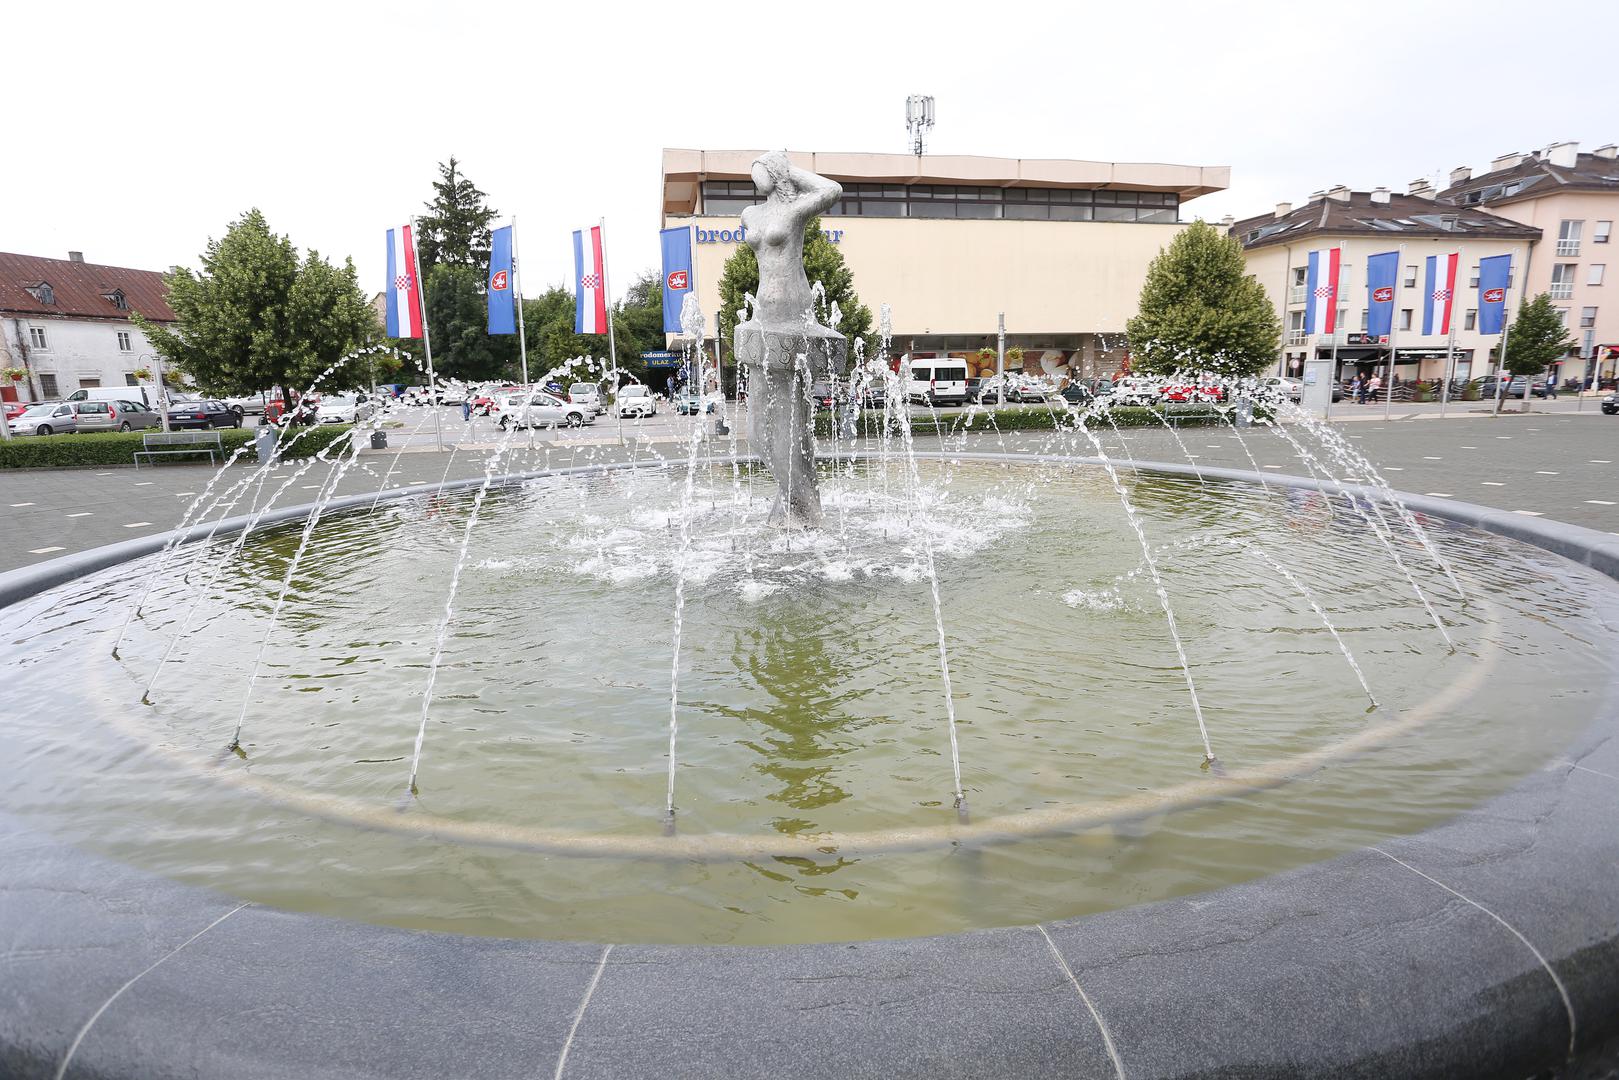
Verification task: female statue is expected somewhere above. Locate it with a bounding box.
[734,152,846,529]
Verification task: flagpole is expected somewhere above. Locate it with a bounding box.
[512,216,533,450]
[1496,255,1515,414]
[599,216,622,441]
[1440,319,1456,417]
[409,216,444,451]
[1384,243,1403,419]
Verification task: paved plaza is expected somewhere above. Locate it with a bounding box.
[2,406,1614,574]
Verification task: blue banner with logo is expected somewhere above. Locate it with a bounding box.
[660,226,695,333]
[487,225,515,334]
[1365,251,1398,338]
[1477,254,1512,336]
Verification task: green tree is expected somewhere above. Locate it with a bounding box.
[1496,292,1574,414]
[424,263,518,382]
[1125,220,1280,377]
[416,156,497,275]
[136,209,378,407]
[717,217,875,356]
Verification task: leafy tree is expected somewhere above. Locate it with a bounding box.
[1496,292,1574,413]
[517,274,667,389]
[717,217,875,357]
[416,157,497,275]
[1125,220,1280,377]
[136,209,378,407]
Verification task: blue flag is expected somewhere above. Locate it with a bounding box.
[487,225,515,335]
[660,226,695,334]
[1477,255,1512,336]
[1365,251,1398,338]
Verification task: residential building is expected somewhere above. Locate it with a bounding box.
[661,148,1229,382]
[1437,141,1619,386]
[0,251,176,402]
[1230,187,1539,383]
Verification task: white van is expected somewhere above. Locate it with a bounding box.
[906,358,968,406]
[69,385,154,407]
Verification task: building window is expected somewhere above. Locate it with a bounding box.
[698,180,1180,223]
[1590,264,1606,286]
[116,331,132,351]
[1595,221,1612,244]
[78,376,101,389]
[28,326,48,349]
[38,373,59,398]
[1584,329,1597,358]
[1469,264,1480,287]
[1557,220,1583,257]
[1581,306,1598,328]
[1360,309,1369,331]
[1400,308,1413,331]
[1555,308,1570,328]
[1336,307,1347,331]
[1465,308,1477,331]
[1403,265,1418,287]
[25,283,54,305]
[124,372,140,386]
[1291,266,1307,285]
[1551,263,1578,299]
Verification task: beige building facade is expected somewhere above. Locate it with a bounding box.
[1437,142,1619,387]
[1232,188,1539,384]
[660,149,1229,382]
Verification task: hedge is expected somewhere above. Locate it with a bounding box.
[813,404,1254,439]
[0,424,354,470]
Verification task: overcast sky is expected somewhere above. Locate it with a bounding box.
[7,0,1615,300]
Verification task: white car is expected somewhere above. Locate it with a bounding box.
[492,391,593,429]
[615,385,655,418]
[1104,376,1162,406]
[315,394,376,424]
[1261,377,1304,402]
[568,384,605,415]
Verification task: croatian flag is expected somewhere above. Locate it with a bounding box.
[1303,248,1341,336]
[384,224,424,339]
[574,225,608,335]
[1422,253,1460,336]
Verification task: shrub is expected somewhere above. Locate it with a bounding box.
[0,423,353,469]
[813,404,1248,439]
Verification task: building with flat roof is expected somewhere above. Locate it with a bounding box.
[1230,186,1539,383]
[1436,141,1619,386]
[660,148,1229,383]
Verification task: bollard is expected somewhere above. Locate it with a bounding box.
[254,423,277,462]
[370,429,387,450]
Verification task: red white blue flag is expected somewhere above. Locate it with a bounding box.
[574,225,608,335]
[1422,253,1459,336]
[384,224,424,339]
[1304,248,1341,336]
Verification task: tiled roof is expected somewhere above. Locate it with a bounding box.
[1437,150,1619,208]
[1229,191,1540,250]
[0,251,175,322]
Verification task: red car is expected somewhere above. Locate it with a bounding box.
[3,401,36,422]
[471,387,521,415]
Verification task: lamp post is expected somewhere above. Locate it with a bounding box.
[140,353,170,432]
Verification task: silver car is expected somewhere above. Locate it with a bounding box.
[111,399,161,431]
[8,401,79,436]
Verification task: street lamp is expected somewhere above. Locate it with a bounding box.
[140,353,170,432]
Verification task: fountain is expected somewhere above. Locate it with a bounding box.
[4,167,1619,1079]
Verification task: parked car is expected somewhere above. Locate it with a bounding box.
[8,402,78,435]
[1261,377,1304,402]
[614,385,655,418]
[1601,391,1618,416]
[222,392,281,416]
[1478,376,1548,400]
[3,400,39,422]
[906,361,969,406]
[858,381,887,409]
[568,384,605,415]
[470,387,520,416]
[806,382,837,411]
[492,391,592,429]
[1104,377,1161,406]
[166,399,242,429]
[1060,383,1095,405]
[67,385,157,408]
[675,389,716,415]
[111,399,161,431]
[315,394,375,424]
[1007,377,1058,403]
[1161,381,1226,404]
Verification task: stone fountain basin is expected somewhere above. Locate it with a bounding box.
[3,454,1617,1080]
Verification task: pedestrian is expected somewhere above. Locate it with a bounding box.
[1350,373,1363,403]
[461,397,472,422]
[1368,372,1382,403]
[1545,373,1559,400]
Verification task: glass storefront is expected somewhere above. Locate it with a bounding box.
[700,181,1179,223]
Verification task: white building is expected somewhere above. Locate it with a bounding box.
[1230,188,1540,384]
[0,250,175,402]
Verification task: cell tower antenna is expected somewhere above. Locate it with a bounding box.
[905,95,935,157]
